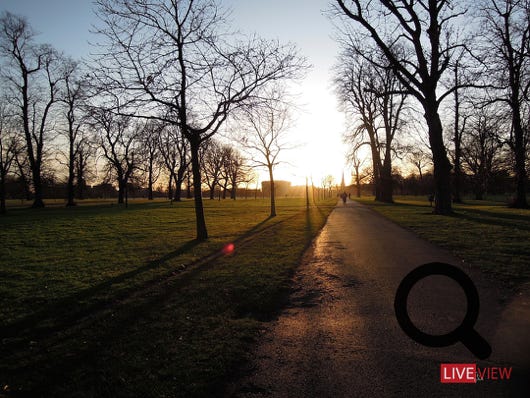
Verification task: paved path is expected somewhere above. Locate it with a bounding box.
[227,201,530,397]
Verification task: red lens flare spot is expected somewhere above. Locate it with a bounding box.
[222,243,235,255]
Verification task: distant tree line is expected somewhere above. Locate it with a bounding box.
[333,0,529,209]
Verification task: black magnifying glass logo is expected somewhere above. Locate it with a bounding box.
[394,262,492,360]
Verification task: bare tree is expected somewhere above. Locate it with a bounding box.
[407,146,433,181]
[158,124,188,201]
[239,92,294,217]
[334,0,475,214]
[321,175,336,198]
[479,0,529,207]
[335,52,407,203]
[348,144,370,198]
[74,137,95,200]
[92,0,307,240]
[224,147,250,200]
[0,101,19,213]
[449,60,471,203]
[13,144,31,201]
[201,139,227,200]
[461,108,505,199]
[138,121,162,201]
[59,57,88,206]
[336,58,379,198]
[0,12,62,208]
[90,107,139,205]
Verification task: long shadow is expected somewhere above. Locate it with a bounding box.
[0,239,200,339]
[305,208,314,242]
[455,206,530,223]
[369,200,530,229]
[1,215,277,341]
[0,211,323,396]
[450,210,530,232]
[1,237,246,397]
[233,215,275,242]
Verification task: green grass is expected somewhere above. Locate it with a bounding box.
[354,196,530,284]
[0,197,336,397]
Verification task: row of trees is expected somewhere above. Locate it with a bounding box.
[0,0,307,240]
[333,0,529,210]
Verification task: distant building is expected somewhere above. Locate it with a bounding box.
[89,183,117,199]
[261,180,291,197]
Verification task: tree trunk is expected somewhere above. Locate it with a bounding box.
[174,164,186,202]
[379,175,393,203]
[66,139,76,206]
[268,165,276,217]
[369,144,382,201]
[118,178,125,204]
[0,174,6,214]
[174,181,182,202]
[512,110,528,208]
[17,161,31,201]
[147,161,154,200]
[453,66,463,204]
[190,139,208,240]
[453,158,463,203]
[366,123,383,202]
[31,164,45,208]
[379,158,393,203]
[425,106,453,214]
[186,173,192,199]
[77,178,85,200]
[167,173,174,200]
[76,153,86,200]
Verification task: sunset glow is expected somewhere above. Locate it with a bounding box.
[0,0,350,188]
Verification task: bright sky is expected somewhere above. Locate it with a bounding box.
[0,0,348,187]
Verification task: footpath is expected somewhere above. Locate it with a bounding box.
[226,200,530,397]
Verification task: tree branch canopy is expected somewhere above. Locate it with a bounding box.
[334,0,472,107]
[333,0,475,214]
[91,0,308,239]
[92,0,308,143]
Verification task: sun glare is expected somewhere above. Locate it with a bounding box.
[267,79,348,187]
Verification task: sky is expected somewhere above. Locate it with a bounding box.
[0,0,348,187]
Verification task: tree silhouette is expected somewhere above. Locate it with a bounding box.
[0,12,62,208]
[335,51,407,203]
[479,0,529,208]
[89,106,139,205]
[92,0,307,240]
[0,101,18,213]
[335,0,474,214]
[59,58,88,207]
[239,90,294,217]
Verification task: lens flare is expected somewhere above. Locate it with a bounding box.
[222,243,235,255]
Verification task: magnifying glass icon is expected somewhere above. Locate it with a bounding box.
[394,262,492,360]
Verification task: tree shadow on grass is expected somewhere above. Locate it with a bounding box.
[232,215,276,242]
[0,239,201,341]
[0,215,286,397]
[453,207,530,231]
[305,203,334,241]
[1,205,341,397]
[1,215,278,343]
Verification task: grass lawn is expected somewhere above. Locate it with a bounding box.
[0,197,336,397]
[354,196,530,286]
